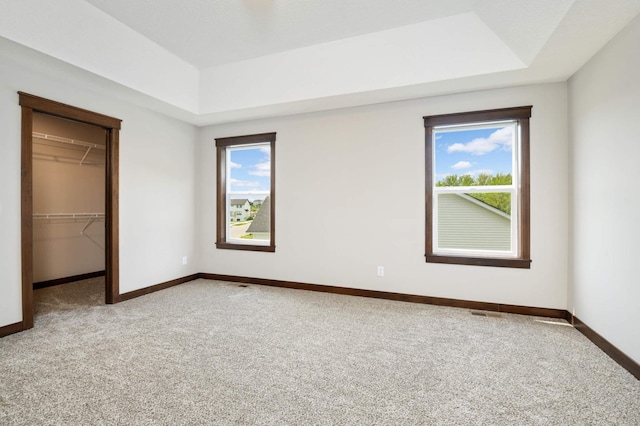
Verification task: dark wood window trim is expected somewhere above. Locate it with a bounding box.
[424,106,532,268]
[19,92,121,331]
[215,132,276,252]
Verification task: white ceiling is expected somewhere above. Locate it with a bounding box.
[1,0,639,125]
[85,0,477,69]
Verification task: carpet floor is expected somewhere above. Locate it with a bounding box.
[0,277,638,425]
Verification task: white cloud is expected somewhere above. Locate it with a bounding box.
[447,127,513,155]
[230,161,241,169]
[442,169,494,177]
[230,178,260,188]
[451,161,472,170]
[249,161,271,177]
[244,146,272,177]
[471,169,495,176]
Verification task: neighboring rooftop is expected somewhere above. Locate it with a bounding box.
[230,199,249,207]
[247,196,271,233]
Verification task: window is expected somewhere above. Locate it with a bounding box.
[424,106,531,268]
[216,133,276,252]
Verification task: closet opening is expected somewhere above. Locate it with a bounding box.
[19,92,121,331]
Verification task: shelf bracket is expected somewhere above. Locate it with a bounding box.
[79,146,92,165]
[80,217,96,235]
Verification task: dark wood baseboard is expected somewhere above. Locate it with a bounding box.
[199,273,567,319]
[0,322,23,338]
[119,274,200,302]
[564,310,573,323]
[33,270,106,290]
[572,315,639,380]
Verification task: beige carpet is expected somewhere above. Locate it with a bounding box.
[0,277,638,425]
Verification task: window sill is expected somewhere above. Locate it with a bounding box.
[216,242,275,252]
[426,254,531,269]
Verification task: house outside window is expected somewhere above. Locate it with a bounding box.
[230,199,251,221]
[424,106,531,268]
[215,133,276,252]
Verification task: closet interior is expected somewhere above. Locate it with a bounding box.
[32,112,106,295]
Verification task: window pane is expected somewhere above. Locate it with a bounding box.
[228,146,271,243]
[228,195,271,242]
[424,106,531,267]
[229,146,271,194]
[436,193,511,251]
[434,123,515,188]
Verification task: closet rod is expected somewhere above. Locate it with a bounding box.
[32,132,106,150]
[32,152,104,166]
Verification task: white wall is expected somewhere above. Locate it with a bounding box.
[569,15,640,364]
[118,106,198,292]
[197,83,569,310]
[0,38,198,328]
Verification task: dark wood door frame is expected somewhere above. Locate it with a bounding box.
[19,92,122,330]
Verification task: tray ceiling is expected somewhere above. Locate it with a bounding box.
[1,0,638,125]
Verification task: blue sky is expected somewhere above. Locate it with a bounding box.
[434,124,514,182]
[229,146,271,198]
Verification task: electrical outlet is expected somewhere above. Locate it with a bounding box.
[182,256,188,265]
[377,266,384,277]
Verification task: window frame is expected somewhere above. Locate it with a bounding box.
[424,106,532,268]
[215,132,276,252]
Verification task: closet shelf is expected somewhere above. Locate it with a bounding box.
[33,213,105,236]
[33,213,105,220]
[32,132,105,166]
[32,132,105,150]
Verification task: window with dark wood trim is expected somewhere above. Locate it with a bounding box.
[424,106,531,268]
[215,132,276,252]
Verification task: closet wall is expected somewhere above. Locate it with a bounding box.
[32,113,106,283]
